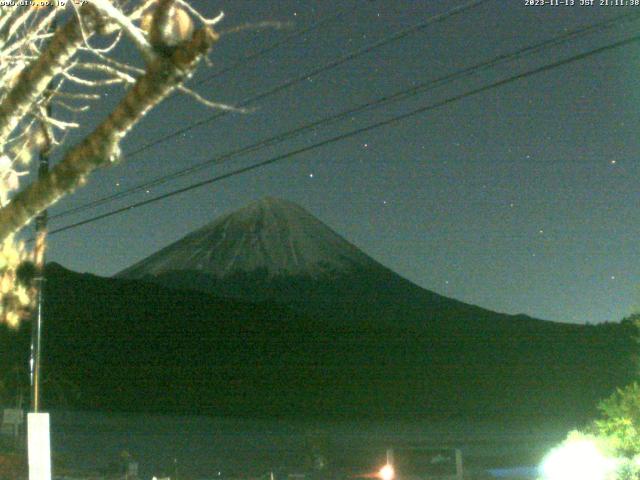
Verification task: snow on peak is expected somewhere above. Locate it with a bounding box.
[117,197,381,280]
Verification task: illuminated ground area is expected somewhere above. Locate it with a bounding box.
[38,411,566,479]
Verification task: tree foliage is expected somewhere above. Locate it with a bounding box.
[593,382,640,458]
[541,319,640,479]
[587,315,640,459]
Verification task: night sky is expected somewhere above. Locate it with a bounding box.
[35,0,640,325]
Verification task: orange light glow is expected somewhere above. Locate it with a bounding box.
[378,464,394,480]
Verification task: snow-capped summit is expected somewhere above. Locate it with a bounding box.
[117,197,382,280]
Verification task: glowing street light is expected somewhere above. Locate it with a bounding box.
[378,463,394,480]
[540,438,618,480]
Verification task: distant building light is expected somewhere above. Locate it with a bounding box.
[379,464,394,480]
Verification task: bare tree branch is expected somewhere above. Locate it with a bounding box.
[2,8,33,46]
[51,91,101,101]
[2,8,56,57]
[0,5,103,148]
[61,69,125,87]
[0,27,217,242]
[90,0,154,61]
[177,85,246,112]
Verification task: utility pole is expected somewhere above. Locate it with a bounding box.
[26,107,53,480]
[27,14,56,480]
[29,8,58,414]
[30,156,47,412]
[27,92,53,480]
[30,90,52,414]
[27,93,52,480]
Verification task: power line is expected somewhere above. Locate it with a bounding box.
[46,32,640,238]
[156,2,359,107]
[187,3,358,90]
[51,0,491,220]
[50,10,640,221]
[122,0,491,159]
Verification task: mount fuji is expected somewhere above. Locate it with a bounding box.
[118,196,380,280]
[116,197,501,325]
[2,197,629,420]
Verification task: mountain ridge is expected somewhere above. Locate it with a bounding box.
[0,262,634,421]
[115,197,551,328]
[1,199,633,420]
[117,197,385,281]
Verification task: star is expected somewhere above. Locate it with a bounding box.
[308,173,314,179]
[611,275,616,280]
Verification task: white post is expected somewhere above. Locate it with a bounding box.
[455,449,463,480]
[27,413,52,480]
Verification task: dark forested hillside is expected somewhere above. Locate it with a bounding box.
[0,263,635,422]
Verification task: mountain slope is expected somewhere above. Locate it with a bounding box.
[1,263,635,420]
[2,199,634,420]
[118,197,380,280]
[115,198,531,329]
